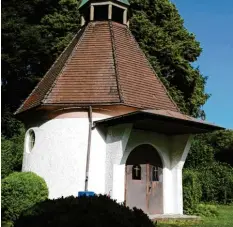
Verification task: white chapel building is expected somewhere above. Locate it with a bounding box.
[15,0,222,215]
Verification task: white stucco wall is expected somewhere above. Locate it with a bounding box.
[23,112,109,199]
[88,127,106,194]
[105,124,132,199]
[22,106,136,199]
[23,118,89,198]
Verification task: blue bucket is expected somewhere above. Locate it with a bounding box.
[78,191,95,197]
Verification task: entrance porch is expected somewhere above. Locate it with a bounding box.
[93,109,222,215]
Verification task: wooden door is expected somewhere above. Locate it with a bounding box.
[125,164,147,213]
[125,144,163,214]
[147,165,163,214]
[125,164,163,214]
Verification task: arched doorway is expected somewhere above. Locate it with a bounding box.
[125,144,163,214]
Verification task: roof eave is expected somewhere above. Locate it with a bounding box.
[94,110,224,135]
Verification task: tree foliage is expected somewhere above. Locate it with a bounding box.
[185,130,233,168]
[1,127,25,179]
[198,163,233,204]
[129,0,209,117]
[1,172,48,223]
[183,170,202,214]
[184,130,233,207]
[2,0,208,137]
[2,0,80,136]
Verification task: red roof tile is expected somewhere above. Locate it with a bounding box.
[15,21,179,114]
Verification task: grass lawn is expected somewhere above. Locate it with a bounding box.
[157,205,233,227]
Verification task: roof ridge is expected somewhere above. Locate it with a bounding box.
[42,25,89,104]
[126,28,181,113]
[109,21,124,103]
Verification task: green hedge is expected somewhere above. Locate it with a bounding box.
[183,163,233,215]
[183,170,202,214]
[1,172,48,223]
[15,195,155,227]
[198,163,233,204]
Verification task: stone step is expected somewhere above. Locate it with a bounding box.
[148,214,201,221]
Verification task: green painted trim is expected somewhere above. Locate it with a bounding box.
[117,0,130,6]
[79,0,89,9]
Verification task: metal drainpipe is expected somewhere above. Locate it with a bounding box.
[84,106,92,191]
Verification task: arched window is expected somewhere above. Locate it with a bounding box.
[29,130,35,151]
[132,165,141,180]
[26,129,36,153]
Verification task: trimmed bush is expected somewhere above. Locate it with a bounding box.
[183,170,202,214]
[15,195,155,227]
[1,172,48,223]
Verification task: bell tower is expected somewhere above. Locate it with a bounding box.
[79,0,130,26]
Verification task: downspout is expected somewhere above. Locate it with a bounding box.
[84,106,92,191]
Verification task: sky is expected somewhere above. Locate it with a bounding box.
[171,0,233,129]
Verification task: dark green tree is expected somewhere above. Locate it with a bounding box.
[1,127,25,179]
[185,130,233,168]
[2,0,80,136]
[184,130,233,204]
[129,0,209,117]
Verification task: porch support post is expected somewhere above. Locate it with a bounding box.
[90,5,94,21]
[163,166,174,214]
[81,16,85,26]
[108,3,112,20]
[169,135,193,214]
[123,9,127,25]
[171,167,183,214]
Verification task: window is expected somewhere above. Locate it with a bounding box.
[112,6,124,24]
[151,166,159,181]
[132,165,141,180]
[26,129,36,153]
[94,5,108,21]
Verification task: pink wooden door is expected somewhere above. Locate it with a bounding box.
[125,164,163,214]
[147,165,163,214]
[125,164,147,213]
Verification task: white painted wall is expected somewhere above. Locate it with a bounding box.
[23,118,89,198]
[105,124,132,199]
[88,127,106,194]
[23,113,108,199]
[112,164,125,203]
[22,107,135,199]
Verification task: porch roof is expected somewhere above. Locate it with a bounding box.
[94,109,224,135]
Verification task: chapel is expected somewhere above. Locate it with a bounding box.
[15,0,223,215]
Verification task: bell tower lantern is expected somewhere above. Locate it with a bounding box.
[79,0,130,26]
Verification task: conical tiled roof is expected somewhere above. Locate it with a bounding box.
[16,21,180,115]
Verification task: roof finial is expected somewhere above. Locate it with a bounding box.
[79,0,130,26]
